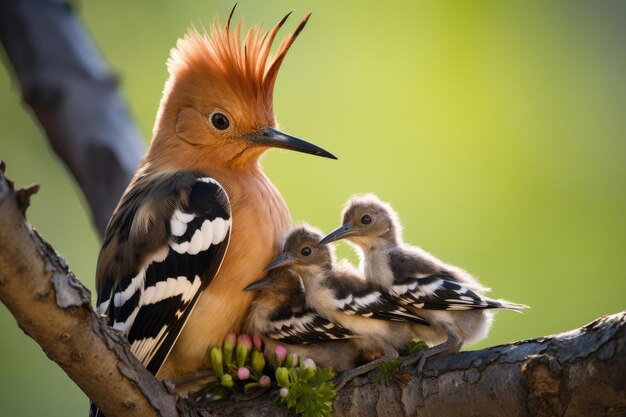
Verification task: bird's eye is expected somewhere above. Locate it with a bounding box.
[361,214,372,225]
[301,247,312,256]
[210,112,230,131]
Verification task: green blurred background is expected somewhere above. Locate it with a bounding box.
[1,1,625,415]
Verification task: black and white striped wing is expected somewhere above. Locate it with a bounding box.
[390,275,526,311]
[266,308,357,345]
[331,288,430,325]
[97,177,231,374]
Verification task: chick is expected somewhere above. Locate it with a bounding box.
[265,224,429,388]
[244,268,360,373]
[320,194,527,370]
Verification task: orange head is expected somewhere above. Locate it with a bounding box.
[147,7,336,171]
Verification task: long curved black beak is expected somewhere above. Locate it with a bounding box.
[264,253,296,272]
[319,223,357,245]
[244,275,275,292]
[244,127,337,160]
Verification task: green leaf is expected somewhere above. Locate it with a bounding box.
[373,358,402,388]
[408,340,428,354]
[275,366,337,417]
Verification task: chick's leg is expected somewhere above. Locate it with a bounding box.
[333,341,399,391]
[402,326,463,372]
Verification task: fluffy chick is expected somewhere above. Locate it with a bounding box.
[265,224,429,388]
[244,268,360,373]
[320,194,527,370]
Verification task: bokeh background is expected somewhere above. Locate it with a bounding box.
[1,1,625,415]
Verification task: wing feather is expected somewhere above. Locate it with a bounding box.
[331,287,430,325]
[266,309,357,345]
[391,275,527,312]
[96,173,231,375]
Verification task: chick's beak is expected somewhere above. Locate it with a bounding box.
[244,127,337,160]
[243,275,275,292]
[264,253,296,272]
[319,223,357,245]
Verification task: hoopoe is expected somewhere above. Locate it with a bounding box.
[319,194,528,371]
[93,10,336,413]
[264,224,429,389]
[244,268,361,373]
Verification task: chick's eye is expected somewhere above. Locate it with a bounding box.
[361,214,372,225]
[301,247,312,256]
[210,112,230,131]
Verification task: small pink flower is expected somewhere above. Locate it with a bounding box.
[237,367,250,380]
[274,345,287,364]
[237,334,253,350]
[259,375,271,387]
[279,387,289,398]
[225,332,237,346]
[252,334,262,350]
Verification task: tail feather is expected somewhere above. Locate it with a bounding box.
[490,299,529,313]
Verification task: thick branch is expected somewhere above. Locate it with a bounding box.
[330,313,626,417]
[0,165,177,417]
[0,167,624,417]
[0,0,145,236]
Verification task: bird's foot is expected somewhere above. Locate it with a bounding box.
[400,350,427,373]
[334,359,391,391]
[333,371,356,391]
[333,341,399,391]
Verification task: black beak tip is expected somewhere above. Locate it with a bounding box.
[263,261,281,272]
[322,151,338,160]
[244,275,273,292]
[249,127,338,160]
[318,236,332,246]
[295,142,338,160]
[320,224,354,245]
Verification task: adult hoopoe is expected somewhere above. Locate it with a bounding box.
[93,9,335,407]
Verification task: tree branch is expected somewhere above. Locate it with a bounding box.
[0,163,176,417]
[0,0,145,237]
[0,166,624,417]
[330,314,626,417]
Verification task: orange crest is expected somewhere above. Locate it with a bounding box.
[167,7,311,110]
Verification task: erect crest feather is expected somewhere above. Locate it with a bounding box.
[167,8,311,106]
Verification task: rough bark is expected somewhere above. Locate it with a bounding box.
[0,166,625,417]
[0,0,145,237]
[329,315,626,417]
[0,163,177,417]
